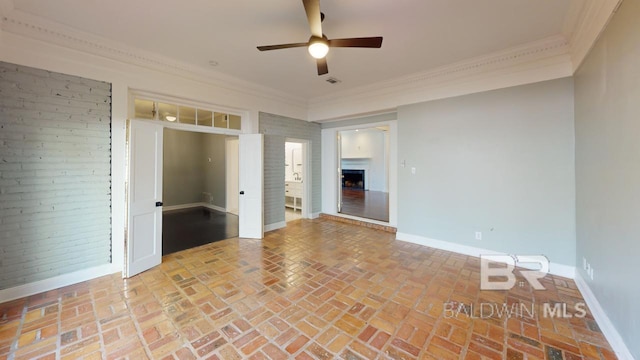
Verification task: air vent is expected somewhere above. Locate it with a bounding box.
[326,77,341,84]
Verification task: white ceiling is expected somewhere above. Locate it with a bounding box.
[9,0,580,101]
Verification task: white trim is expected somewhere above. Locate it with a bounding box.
[202,203,226,213]
[311,212,321,219]
[322,120,397,227]
[0,10,307,111]
[395,232,575,279]
[568,0,622,71]
[329,213,391,227]
[163,203,202,212]
[309,36,572,121]
[264,221,286,232]
[0,264,119,303]
[163,202,227,213]
[574,273,635,360]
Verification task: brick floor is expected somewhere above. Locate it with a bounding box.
[0,218,616,359]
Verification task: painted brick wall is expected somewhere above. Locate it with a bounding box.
[259,113,321,226]
[0,61,112,290]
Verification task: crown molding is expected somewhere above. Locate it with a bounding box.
[0,8,308,111]
[308,35,572,121]
[568,0,622,71]
[1,0,620,123]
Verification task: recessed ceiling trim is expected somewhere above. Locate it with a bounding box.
[568,0,622,71]
[0,9,308,109]
[308,35,572,121]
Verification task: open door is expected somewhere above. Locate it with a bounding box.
[226,138,240,215]
[239,134,263,238]
[126,120,163,277]
[337,132,342,213]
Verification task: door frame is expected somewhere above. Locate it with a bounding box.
[321,120,398,227]
[225,137,239,215]
[125,118,257,274]
[285,138,311,219]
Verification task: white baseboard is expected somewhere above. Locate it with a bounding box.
[0,263,119,303]
[264,221,287,232]
[395,232,575,279]
[202,203,226,213]
[574,273,635,360]
[311,212,321,219]
[163,202,227,213]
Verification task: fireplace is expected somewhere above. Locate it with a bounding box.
[342,169,365,190]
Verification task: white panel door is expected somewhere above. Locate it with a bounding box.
[337,133,343,213]
[226,138,239,215]
[126,121,163,277]
[238,134,263,239]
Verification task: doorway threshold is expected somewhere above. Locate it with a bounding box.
[320,213,396,234]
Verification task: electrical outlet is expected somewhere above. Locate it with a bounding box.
[475,232,482,240]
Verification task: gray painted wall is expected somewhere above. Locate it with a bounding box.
[163,129,205,206]
[163,129,227,208]
[574,0,640,356]
[0,61,112,289]
[203,134,227,208]
[397,78,576,266]
[259,112,322,226]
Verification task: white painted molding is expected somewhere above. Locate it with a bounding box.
[0,9,307,111]
[0,264,119,303]
[395,232,575,279]
[163,203,203,212]
[568,0,622,72]
[264,221,286,232]
[310,212,321,219]
[202,203,227,213]
[163,203,227,213]
[308,36,572,121]
[327,212,391,227]
[574,273,635,360]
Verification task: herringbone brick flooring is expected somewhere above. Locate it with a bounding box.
[0,219,616,359]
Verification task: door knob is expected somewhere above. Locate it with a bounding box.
[239,191,245,195]
[155,201,163,207]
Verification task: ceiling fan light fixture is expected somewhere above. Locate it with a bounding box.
[308,40,329,59]
[165,115,177,122]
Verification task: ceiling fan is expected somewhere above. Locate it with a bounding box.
[257,0,383,76]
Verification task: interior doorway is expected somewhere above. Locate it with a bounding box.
[338,126,390,222]
[161,129,239,255]
[126,117,263,278]
[284,139,310,222]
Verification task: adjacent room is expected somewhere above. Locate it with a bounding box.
[0,0,638,359]
[162,128,239,255]
[339,126,390,222]
[284,141,304,222]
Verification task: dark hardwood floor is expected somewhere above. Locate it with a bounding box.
[340,188,389,222]
[162,207,238,255]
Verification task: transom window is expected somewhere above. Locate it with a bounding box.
[133,98,241,130]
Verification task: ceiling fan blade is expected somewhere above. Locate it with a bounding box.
[328,37,383,48]
[257,42,308,51]
[302,0,323,38]
[317,57,328,75]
